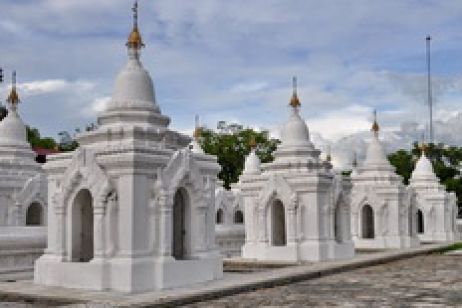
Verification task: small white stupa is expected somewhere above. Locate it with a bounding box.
[35,1,221,293]
[0,71,47,227]
[351,111,419,249]
[409,144,458,242]
[238,77,354,262]
[215,183,245,258]
[0,71,47,280]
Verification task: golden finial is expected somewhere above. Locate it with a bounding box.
[420,143,429,154]
[371,109,379,136]
[6,71,20,106]
[193,115,201,140]
[126,1,145,49]
[249,136,257,149]
[289,76,301,108]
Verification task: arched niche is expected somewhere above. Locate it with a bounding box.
[271,200,286,246]
[334,204,343,243]
[172,188,190,260]
[26,202,44,226]
[361,204,375,239]
[417,209,424,234]
[216,208,224,225]
[71,189,94,262]
[234,210,244,224]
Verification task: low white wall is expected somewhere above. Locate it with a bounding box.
[0,227,46,281]
[457,219,462,237]
[215,225,245,258]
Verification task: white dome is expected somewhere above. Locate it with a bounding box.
[243,149,261,175]
[281,109,311,147]
[364,135,389,167]
[411,154,436,180]
[0,110,27,144]
[107,50,158,112]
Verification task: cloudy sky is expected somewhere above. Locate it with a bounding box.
[1,0,462,144]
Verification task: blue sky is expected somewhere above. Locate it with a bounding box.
[1,0,462,141]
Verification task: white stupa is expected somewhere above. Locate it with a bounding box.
[0,71,47,280]
[0,71,47,227]
[238,78,354,262]
[409,146,458,242]
[350,111,419,249]
[35,2,222,293]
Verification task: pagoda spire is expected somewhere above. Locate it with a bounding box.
[371,109,379,137]
[126,1,145,52]
[6,71,20,111]
[193,115,201,141]
[289,76,301,109]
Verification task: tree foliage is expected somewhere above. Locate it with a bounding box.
[27,126,57,149]
[388,142,462,214]
[199,121,280,189]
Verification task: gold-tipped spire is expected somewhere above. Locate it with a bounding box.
[193,115,201,140]
[249,136,257,149]
[126,1,145,49]
[289,76,301,108]
[419,133,428,154]
[6,71,20,106]
[371,109,379,136]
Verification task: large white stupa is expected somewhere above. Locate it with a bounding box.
[34,1,222,293]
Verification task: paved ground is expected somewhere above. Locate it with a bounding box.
[185,254,462,307]
[0,244,454,307]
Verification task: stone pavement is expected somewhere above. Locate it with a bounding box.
[186,254,462,307]
[0,243,455,307]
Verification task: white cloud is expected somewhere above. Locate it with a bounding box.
[2,0,462,145]
[82,96,110,117]
[230,81,268,93]
[308,105,372,140]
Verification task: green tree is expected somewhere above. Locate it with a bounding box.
[26,126,57,149]
[388,149,416,185]
[388,142,462,214]
[199,121,280,189]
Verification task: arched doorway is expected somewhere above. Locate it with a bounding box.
[216,208,224,224]
[26,202,43,226]
[271,200,286,246]
[417,209,424,234]
[234,210,244,224]
[361,204,375,239]
[334,205,342,243]
[71,189,94,262]
[173,188,189,260]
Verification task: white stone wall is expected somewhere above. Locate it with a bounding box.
[0,227,46,281]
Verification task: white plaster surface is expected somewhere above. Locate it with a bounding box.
[238,101,354,262]
[351,129,419,249]
[409,153,459,242]
[34,22,222,293]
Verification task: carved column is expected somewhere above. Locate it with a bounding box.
[159,192,173,258]
[257,207,268,244]
[286,207,297,244]
[54,206,66,258]
[93,204,106,259]
[194,203,208,254]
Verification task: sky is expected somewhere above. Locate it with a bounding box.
[1,0,462,147]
